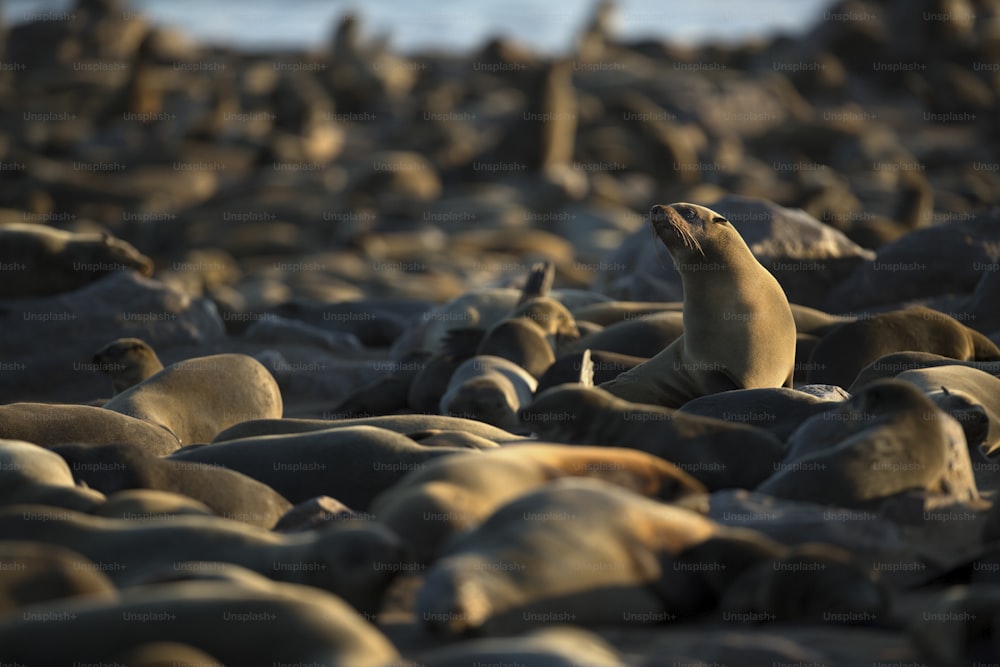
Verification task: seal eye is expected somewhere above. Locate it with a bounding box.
[681,207,698,222]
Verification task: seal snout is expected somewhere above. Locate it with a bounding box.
[649,204,686,241]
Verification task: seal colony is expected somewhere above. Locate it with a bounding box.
[6,202,997,664]
[5,0,1000,663]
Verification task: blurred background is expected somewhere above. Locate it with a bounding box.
[6,0,832,52]
[2,0,998,408]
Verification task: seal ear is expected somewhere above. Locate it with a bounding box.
[712,216,728,224]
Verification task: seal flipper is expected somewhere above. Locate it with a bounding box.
[518,260,555,304]
[701,369,742,395]
[578,349,594,387]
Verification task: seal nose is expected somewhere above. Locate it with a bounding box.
[649,205,671,224]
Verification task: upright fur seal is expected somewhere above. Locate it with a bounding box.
[598,204,796,407]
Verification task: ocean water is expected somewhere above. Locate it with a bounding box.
[5,0,834,54]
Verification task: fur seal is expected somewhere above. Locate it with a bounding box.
[93,489,218,521]
[439,355,538,432]
[520,385,786,490]
[806,306,1000,389]
[416,477,783,636]
[416,627,622,667]
[0,403,181,455]
[757,380,979,508]
[92,337,164,395]
[112,643,224,667]
[850,351,1000,392]
[907,584,1000,667]
[536,349,646,393]
[370,443,706,562]
[892,365,1000,458]
[678,387,843,442]
[0,223,153,298]
[570,301,683,327]
[408,351,469,414]
[0,540,117,615]
[718,543,889,625]
[395,267,578,412]
[329,350,432,418]
[51,442,293,528]
[563,311,685,359]
[169,425,476,509]
[0,505,404,615]
[0,438,103,512]
[471,299,573,378]
[405,429,500,450]
[211,414,524,443]
[102,353,283,445]
[0,578,399,666]
[598,203,796,407]
[273,496,362,533]
[571,301,846,333]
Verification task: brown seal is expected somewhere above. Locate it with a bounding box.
[168,425,478,509]
[0,223,153,298]
[52,442,293,528]
[92,337,164,395]
[806,306,1000,389]
[757,380,979,508]
[0,577,399,666]
[0,540,117,615]
[439,355,538,432]
[0,403,181,455]
[212,414,525,443]
[598,203,796,407]
[416,477,784,636]
[0,504,404,616]
[101,353,283,445]
[519,385,786,490]
[370,442,706,562]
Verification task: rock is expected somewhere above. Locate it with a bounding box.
[825,208,1000,313]
[0,272,225,403]
[595,194,874,308]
